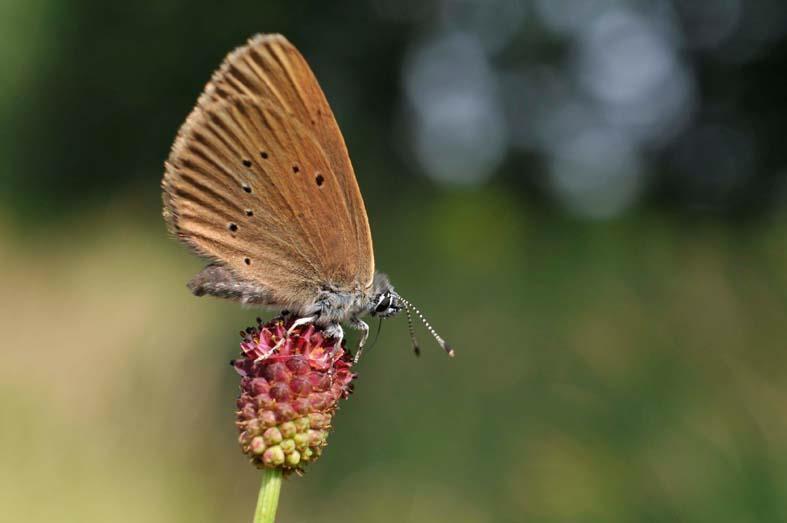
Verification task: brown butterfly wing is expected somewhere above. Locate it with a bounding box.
[162,34,374,306]
[200,34,374,282]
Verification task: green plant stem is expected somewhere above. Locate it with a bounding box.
[253,468,282,523]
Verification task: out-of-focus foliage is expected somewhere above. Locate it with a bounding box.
[3,0,787,220]
[1,1,787,522]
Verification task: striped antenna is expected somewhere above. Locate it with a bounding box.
[399,297,454,357]
[404,305,421,357]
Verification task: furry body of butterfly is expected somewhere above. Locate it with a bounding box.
[162,34,451,360]
[186,262,396,326]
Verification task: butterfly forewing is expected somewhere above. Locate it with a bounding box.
[200,35,371,246]
[163,34,375,305]
[202,34,373,279]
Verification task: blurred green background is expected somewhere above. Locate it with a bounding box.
[2,1,787,522]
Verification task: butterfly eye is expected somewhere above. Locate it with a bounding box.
[375,294,392,313]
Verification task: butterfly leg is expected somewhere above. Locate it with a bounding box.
[350,317,370,364]
[256,314,317,363]
[259,314,316,361]
[287,315,317,336]
[323,322,344,351]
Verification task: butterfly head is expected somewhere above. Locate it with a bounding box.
[371,289,402,318]
[369,272,402,318]
[367,272,454,357]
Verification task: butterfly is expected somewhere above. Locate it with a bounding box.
[161,34,451,361]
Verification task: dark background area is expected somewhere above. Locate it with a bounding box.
[2,1,787,522]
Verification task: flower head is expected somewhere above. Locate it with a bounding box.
[233,317,356,473]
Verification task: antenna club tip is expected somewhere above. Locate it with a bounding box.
[446,345,455,358]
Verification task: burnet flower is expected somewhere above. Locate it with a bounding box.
[233,317,356,473]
